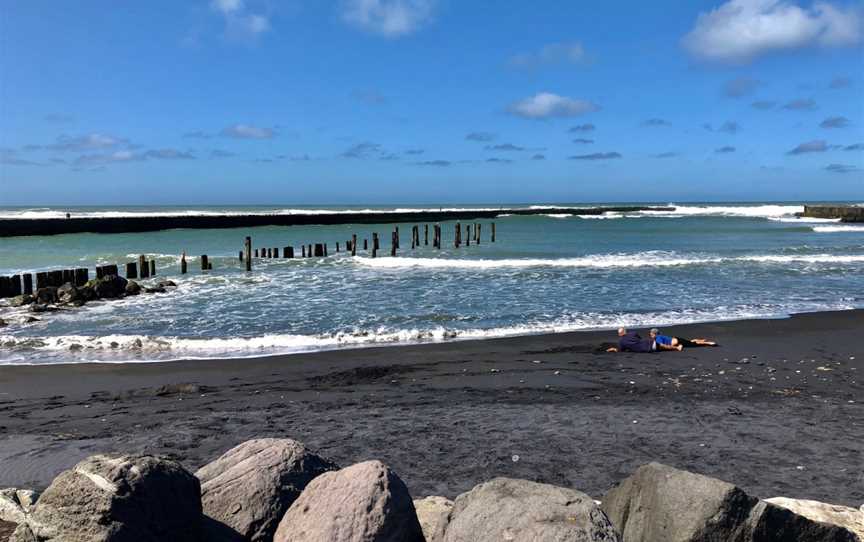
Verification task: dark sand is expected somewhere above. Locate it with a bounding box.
[0,310,861,507]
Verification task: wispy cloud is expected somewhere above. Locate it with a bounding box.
[751,100,776,110]
[843,143,863,151]
[340,141,383,158]
[653,151,679,158]
[352,89,388,105]
[572,138,594,144]
[74,148,196,165]
[340,0,436,38]
[184,130,213,139]
[569,152,621,160]
[466,132,496,142]
[0,149,41,166]
[706,120,740,134]
[404,148,425,155]
[783,98,817,111]
[144,149,195,160]
[715,146,736,153]
[568,124,595,133]
[486,157,513,163]
[44,113,74,124]
[682,0,862,63]
[485,143,525,152]
[723,76,760,98]
[47,133,130,152]
[507,93,600,119]
[210,149,237,158]
[416,159,450,167]
[825,163,860,173]
[531,153,546,160]
[787,139,829,154]
[641,118,671,127]
[820,116,849,128]
[221,124,276,139]
[510,42,588,68]
[210,0,271,41]
[829,75,853,88]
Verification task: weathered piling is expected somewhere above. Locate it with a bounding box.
[126,262,138,279]
[255,249,259,258]
[336,242,340,252]
[23,273,33,295]
[75,268,89,286]
[364,238,368,250]
[50,270,63,286]
[181,253,188,274]
[491,222,496,242]
[149,260,156,276]
[244,237,252,270]
[351,234,357,257]
[424,224,429,245]
[284,246,294,258]
[0,276,11,298]
[63,269,75,284]
[372,233,379,258]
[476,223,481,245]
[35,272,47,289]
[395,227,400,249]
[391,230,397,256]
[455,222,461,248]
[200,255,209,271]
[139,255,150,279]
[239,250,244,262]
[308,244,313,258]
[314,243,325,257]
[11,275,21,296]
[465,224,471,247]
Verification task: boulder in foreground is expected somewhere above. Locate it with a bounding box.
[764,498,863,540]
[444,477,620,542]
[274,459,424,542]
[601,462,756,542]
[10,454,201,542]
[413,496,453,542]
[738,498,863,542]
[196,438,338,541]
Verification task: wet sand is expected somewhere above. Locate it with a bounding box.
[0,310,861,507]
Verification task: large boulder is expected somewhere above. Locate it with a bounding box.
[196,438,338,541]
[10,454,202,542]
[444,477,619,542]
[273,460,424,542]
[92,275,128,299]
[33,288,57,305]
[737,498,863,542]
[413,496,453,542]
[0,488,39,525]
[601,462,757,542]
[57,283,83,305]
[125,281,142,296]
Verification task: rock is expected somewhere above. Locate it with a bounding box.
[87,275,128,299]
[196,438,338,541]
[444,477,619,542]
[157,280,177,288]
[10,454,201,542]
[0,318,6,327]
[0,488,39,525]
[273,460,424,542]
[23,316,40,323]
[0,520,18,541]
[742,498,864,541]
[56,283,81,304]
[28,304,55,314]
[145,286,167,294]
[125,281,142,296]
[413,496,452,542]
[34,288,57,304]
[9,295,34,307]
[601,462,757,542]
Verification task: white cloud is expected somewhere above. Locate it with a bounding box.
[682,0,862,63]
[210,0,270,40]
[510,42,587,68]
[221,124,276,139]
[341,0,436,37]
[47,133,130,152]
[507,93,600,119]
[211,0,244,15]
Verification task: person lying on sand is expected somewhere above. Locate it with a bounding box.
[605,327,655,353]
[649,328,717,350]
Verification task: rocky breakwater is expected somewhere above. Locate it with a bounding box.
[1,438,861,541]
[0,274,177,329]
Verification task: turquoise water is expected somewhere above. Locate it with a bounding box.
[1,202,863,364]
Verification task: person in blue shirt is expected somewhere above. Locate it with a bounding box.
[650,328,717,350]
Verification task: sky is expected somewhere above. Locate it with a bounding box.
[0,0,862,205]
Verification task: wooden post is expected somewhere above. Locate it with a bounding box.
[255,248,259,258]
[476,223,481,245]
[336,242,340,253]
[181,252,188,274]
[201,255,209,271]
[455,222,461,247]
[465,224,470,246]
[351,234,357,257]
[149,260,156,276]
[35,272,47,289]
[0,277,9,298]
[364,238,368,250]
[245,237,252,270]
[424,224,429,245]
[63,269,75,284]
[324,244,328,256]
[395,227,400,249]
[302,245,306,258]
[95,266,104,279]
[314,243,324,257]
[391,231,397,256]
[308,244,313,258]
[491,222,496,243]
[284,246,294,258]
[23,273,33,295]
[126,262,138,279]
[10,275,21,296]
[139,255,149,278]
[372,233,378,258]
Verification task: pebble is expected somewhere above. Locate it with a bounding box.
[511,454,520,463]
[532,360,542,364]
[553,370,561,375]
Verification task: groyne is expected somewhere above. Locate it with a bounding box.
[0,206,673,237]
[801,205,864,223]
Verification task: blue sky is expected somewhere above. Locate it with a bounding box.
[1,0,862,205]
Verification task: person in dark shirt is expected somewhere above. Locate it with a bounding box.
[606,327,655,353]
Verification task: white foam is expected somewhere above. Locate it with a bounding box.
[769,217,840,224]
[812,225,864,233]
[355,252,864,270]
[639,204,804,219]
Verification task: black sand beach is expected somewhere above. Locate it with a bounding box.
[0,310,861,508]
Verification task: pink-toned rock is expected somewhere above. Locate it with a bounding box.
[273,460,424,542]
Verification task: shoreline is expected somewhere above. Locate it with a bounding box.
[1,309,861,507]
[3,307,861,367]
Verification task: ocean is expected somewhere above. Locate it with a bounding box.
[1,202,862,365]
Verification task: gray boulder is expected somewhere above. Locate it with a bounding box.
[125,281,142,296]
[57,283,82,304]
[84,275,128,299]
[764,498,863,540]
[157,280,177,288]
[33,288,57,304]
[273,460,424,542]
[0,488,39,525]
[10,454,202,542]
[601,462,757,542]
[196,438,338,541]
[413,496,453,542]
[738,499,862,542]
[444,477,619,542]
